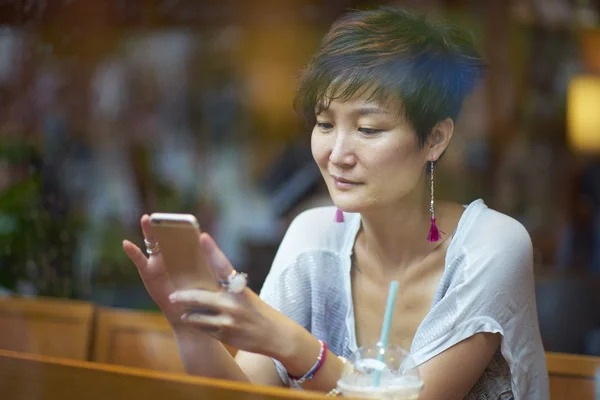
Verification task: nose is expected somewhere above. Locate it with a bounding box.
[329,130,356,167]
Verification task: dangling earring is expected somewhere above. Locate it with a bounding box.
[334,208,345,223]
[427,159,441,242]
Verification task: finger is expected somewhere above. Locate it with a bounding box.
[122,240,148,271]
[182,312,233,329]
[200,233,235,280]
[169,289,236,310]
[141,214,156,242]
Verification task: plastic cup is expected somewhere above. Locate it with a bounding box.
[336,344,423,399]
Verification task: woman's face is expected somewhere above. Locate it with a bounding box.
[311,95,439,213]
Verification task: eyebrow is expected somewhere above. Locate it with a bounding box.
[354,107,390,116]
[317,106,389,115]
[315,105,391,117]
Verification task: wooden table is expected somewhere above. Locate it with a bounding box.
[0,349,333,400]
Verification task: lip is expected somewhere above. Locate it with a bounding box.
[330,174,363,187]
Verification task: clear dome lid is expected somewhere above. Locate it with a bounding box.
[337,344,423,398]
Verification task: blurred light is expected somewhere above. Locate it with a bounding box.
[567,75,600,154]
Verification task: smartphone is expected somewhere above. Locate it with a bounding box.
[149,213,220,291]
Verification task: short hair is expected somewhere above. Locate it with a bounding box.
[294,7,486,146]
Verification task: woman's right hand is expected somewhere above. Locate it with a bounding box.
[122,215,183,325]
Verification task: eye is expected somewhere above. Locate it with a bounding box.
[317,122,334,131]
[359,127,384,135]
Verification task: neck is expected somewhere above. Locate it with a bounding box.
[356,181,435,271]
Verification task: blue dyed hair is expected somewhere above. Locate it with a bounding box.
[295,7,486,146]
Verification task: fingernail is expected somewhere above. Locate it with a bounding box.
[169,293,177,302]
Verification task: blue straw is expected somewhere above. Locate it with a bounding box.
[373,280,399,387]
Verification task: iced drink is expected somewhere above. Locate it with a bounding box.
[336,344,423,399]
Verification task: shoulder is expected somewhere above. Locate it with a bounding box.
[281,206,356,254]
[457,201,534,282]
[267,206,357,276]
[286,206,340,234]
[259,207,353,309]
[460,201,532,259]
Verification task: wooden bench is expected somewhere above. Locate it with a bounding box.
[0,296,94,360]
[0,349,331,400]
[2,295,599,398]
[92,306,237,372]
[3,349,599,400]
[92,307,186,373]
[547,351,599,399]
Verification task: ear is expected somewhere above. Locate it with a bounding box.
[427,118,454,161]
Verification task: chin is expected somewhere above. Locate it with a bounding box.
[328,184,373,213]
[331,197,366,214]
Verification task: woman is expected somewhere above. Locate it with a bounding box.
[123,7,549,399]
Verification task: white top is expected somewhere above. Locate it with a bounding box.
[259,199,550,399]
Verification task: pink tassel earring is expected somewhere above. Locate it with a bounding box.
[334,208,345,223]
[427,159,441,242]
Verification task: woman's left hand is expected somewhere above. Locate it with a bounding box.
[168,233,296,358]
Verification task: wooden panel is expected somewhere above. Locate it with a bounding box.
[0,296,94,360]
[93,307,186,373]
[580,29,600,74]
[0,349,333,400]
[549,376,595,400]
[546,352,599,400]
[547,352,600,377]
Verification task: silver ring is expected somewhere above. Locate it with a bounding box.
[144,239,161,256]
[218,270,248,294]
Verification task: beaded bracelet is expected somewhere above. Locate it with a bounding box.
[288,340,328,384]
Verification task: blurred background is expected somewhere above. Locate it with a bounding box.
[0,0,600,358]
